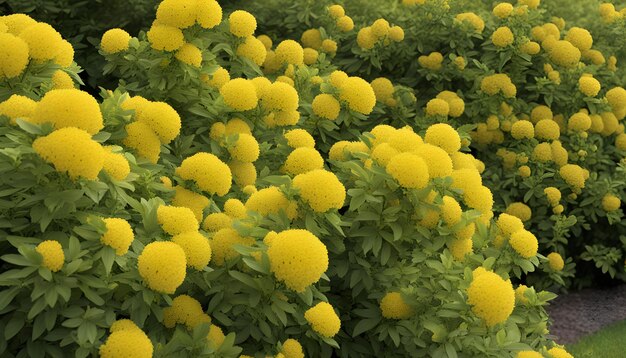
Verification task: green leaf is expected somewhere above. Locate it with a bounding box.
[5,314,25,340]
[352,317,380,336]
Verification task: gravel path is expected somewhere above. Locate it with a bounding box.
[546,284,626,345]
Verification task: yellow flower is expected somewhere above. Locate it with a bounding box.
[155,0,197,28]
[493,3,513,18]
[505,203,532,222]
[304,302,341,338]
[220,78,258,111]
[0,14,37,35]
[0,94,37,125]
[196,0,222,29]
[371,143,398,167]
[284,129,315,148]
[535,119,560,140]
[436,91,465,117]
[413,144,453,178]
[567,112,591,132]
[497,213,524,236]
[147,23,184,51]
[245,186,298,219]
[293,169,346,213]
[225,118,252,135]
[172,231,212,270]
[441,196,462,226]
[520,41,540,55]
[172,186,210,222]
[100,325,153,358]
[615,133,626,150]
[54,39,75,67]
[455,12,485,33]
[602,194,621,212]
[176,152,232,196]
[328,4,345,18]
[101,218,134,255]
[418,52,443,71]
[517,351,543,358]
[547,347,574,358]
[578,76,600,97]
[380,292,413,319]
[137,241,187,294]
[284,147,324,175]
[544,187,561,205]
[389,26,404,42]
[549,40,581,68]
[467,270,515,326]
[565,27,592,52]
[371,18,390,38]
[481,74,516,97]
[202,213,232,233]
[312,94,340,120]
[515,284,529,304]
[18,22,63,61]
[203,67,230,89]
[101,28,131,54]
[509,230,538,258]
[257,34,272,50]
[385,127,421,151]
[51,70,74,89]
[301,29,322,49]
[268,229,329,292]
[425,98,449,116]
[559,164,587,189]
[338,76,376,115]
[210,228,254,266]
[547,252,565,271]
[511,120,535,139]
[31,89,104,135]
[275,39,304,65]
[519,0,540,9]
[175,43,203,67]
[260,81,299,112]
[321,39,337,54]
[33,127,104,180]
[36,240,64,272]
[281,339,304,358]
[228,133,260,163]
[224,198,246,218]
[123,121,161,163]
[157,205,199,235]
[337,16,354,32]
[135,101,181,144]
[532,142,553,162]
[463,185,493,213]
[449,237,473,260]
[386,153,430,189]
[229,10,257,37]
[207,325,225,349]
[424,123,461,153]
[109,319,141,333]
[492,26,514,47]
[370,78,394,103]
[236,36,267,66]
[356,27,377,50]
[163,294,207,329]
[228,160,257,187]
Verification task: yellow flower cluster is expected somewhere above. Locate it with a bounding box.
[157,205,199,235]
[275,39,304,66]
[293,169,346,212]
[548,347,574,358]
[455,12,485,33]
[511,120,535,139]
[32,127,104,180]
[0,94,37,125]
[224,198,246,218]
[123,121,161,163]
[163,294,211,330]
[260,81,300,125]
[229,160,257,187]
[147,23,184,51]
[356,18,403,50]
[548,40,581,68]
[559,164,588,190]
[220,78,258,111]
[154,0,222,29]
[466,269,515,326]
[312,94,341,120]
[505,202,532,222]
[284,147,325,175]
[435,91,465,117]
[202,213,232,232]
[281,339,304,358]
[480,74,516,97]
[35,240,64,272]
[172,231,212,269]
[101,218,134,255]
[175,43,203,67]
[284,129,315,149]
[137,241,187,294]
[245,186,298,219]
[229,10,256,37]
[509,230,539,258]
[99,320,153,358]
[535,119,560,140]
[304,302,341,338]
[100,28,131,54]
[237,36,267,66]
[387,153,430,188]
[493,3,513,18]
[268,229,329,292]
[32,89,104,135]
[380,292,414,319]
[18,22,64,61]
[418,52,443,71]
[0,32,29,78]
[210,228,254,266]
[338,76,376,115]
[175,152,232,196]
[424,123,461,153]
[172,186,210,222]
[425,98,449,117]
[102,147,130,181]
[602,194,621,212]
[547,252,565,271]
[227,133,260,163]
[492,26,514,47]
[578,75,601,97]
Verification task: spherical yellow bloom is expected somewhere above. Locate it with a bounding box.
[568,112,591,132]
[496,213,524,237]
[549,40,581,67]
[203,212,232,232]
[99,327,153,358]
[33,127,104,180]
[321,39,337,54]
[441,196,462,226]
[535,119,560,140]
[147,23,184,51]
[225,118,252,135]
[413,144,453,178]
[284,147,324,175]
[550,141,568,166]
[371,143,399,167]
[204,67,230,89]
[565,27,592,52]
[304,302,341,337]
[509,230,538,258]
[337,16,354,32]
[450,152,478,171]
[493,3,513,18]
[303,47,318,65]
[176,152,232,195]
[31,89,104,135]
[547,347,574,358]
[532,142,553,162]
[275,39,304,65]
[380,292,413,319]
[51,70,74,89]
[467,270,515,326]
[224,198,246,218]
[449,237,473,259]
[109,319,141,333]
[122,95,150,118]
[206,324,225,349]
[339,76,376,115]
[196,0,222,28]
[511,120,535,139]
[220,78,258,111]
[172,231,212,270]
[370,78,394,103]
[54,39,75,67]
[531,105,553,123]
[518,165,531,177]
[520,41,541,55]
[101,147,130,180]
[123,121,161,163]
[162,294,207,329]
[301,29,322,49]
[328,4,345,18]
[425,123,461,153]
[517,351,543,358]
[135,101,181,144]
[284,129,315,148]
[606,87,626,111]
[229,10,257,37]
[519,0,540,9]
[436,91,465,117]
[450,168,482,193]
[425,98,449,116]
[515,284,529,304]
[138,241,186,294]
[615,133,626,150]
[602,194,621,212]
[506,203,532,222]
[386,152,430,189]
[228,133,259,163]
[100,28,131,54]
[228,160,257,187]
[370,124,396,146]
[175,43,203,67]
[578,76,600,97]
[257,34,273,50]
[357,27,377,50]
[492,26,514,47]
[547,252,565,271]
[559,164,586,189]
[18,22,63,61]
[601,111,620,135]
[0,94,37,125]
[210,228,254,266]
[268,229,328,292]
[172,186,210,221]
[245,186,297,219]
[36,240,64,272]
[293,169,346,212]
[281,339,304,358]
[155,0,197,28]
[261,81,299,112]
[371,19,390,38]
[480,74,516,97]
[157,205,199,235]
[312,94,340,120]
[101,218,134,255]
[418,52,443,71]
[544,187,561,205]
[455,12,485,33]
[1,14,37,35]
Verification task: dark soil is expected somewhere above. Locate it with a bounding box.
[546,284,626,345]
